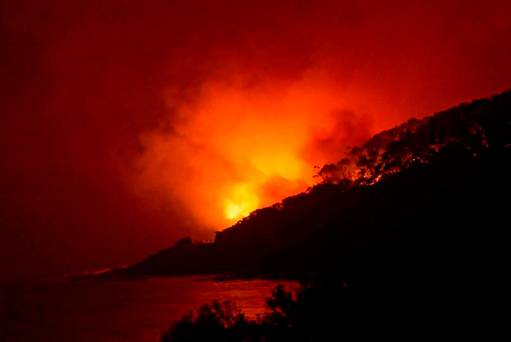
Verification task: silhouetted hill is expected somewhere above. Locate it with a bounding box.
[111,90,511,282]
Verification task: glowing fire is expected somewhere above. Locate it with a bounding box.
[223,183,259,220]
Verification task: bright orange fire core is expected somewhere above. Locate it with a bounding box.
[223,183,259,220]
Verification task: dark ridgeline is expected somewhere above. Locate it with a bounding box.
[110,90,509,340]
[116,89,510,278]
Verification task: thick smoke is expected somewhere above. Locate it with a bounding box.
[133,74,376,228]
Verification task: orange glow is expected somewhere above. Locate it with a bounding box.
[134,76,375,229]
[224,183,259,220]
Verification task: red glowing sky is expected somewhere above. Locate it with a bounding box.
[1,0,510,281]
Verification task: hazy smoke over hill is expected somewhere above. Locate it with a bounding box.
[1,0,511,280]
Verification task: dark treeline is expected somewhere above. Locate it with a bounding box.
[120,90,511,340]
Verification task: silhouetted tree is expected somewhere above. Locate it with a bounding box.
[161,300,254,342]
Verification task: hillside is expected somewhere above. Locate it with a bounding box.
[111,90,511,279]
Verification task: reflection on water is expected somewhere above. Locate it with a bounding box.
[0,276,297,341]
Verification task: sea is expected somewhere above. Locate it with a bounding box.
[0,275,297,341]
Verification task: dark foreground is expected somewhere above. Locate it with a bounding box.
[163,273,505,341]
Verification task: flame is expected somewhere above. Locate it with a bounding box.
[223,183,259,220]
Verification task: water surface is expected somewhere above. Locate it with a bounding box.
[1,276,296,341]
